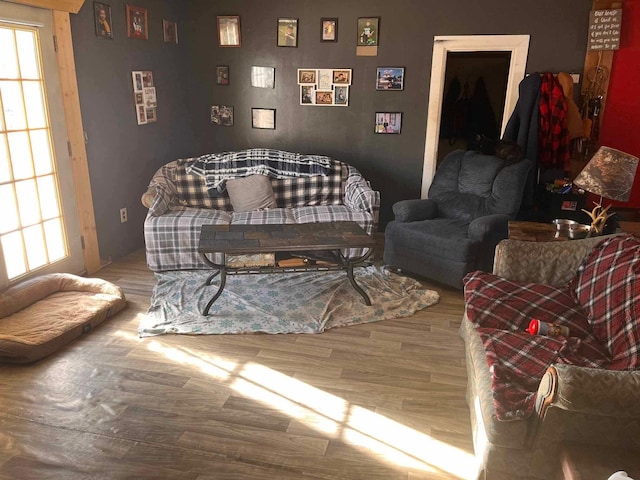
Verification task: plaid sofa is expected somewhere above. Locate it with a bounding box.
[141,151,380,272]
[460,234,640,480]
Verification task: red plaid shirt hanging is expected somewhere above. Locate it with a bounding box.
[538,73,570,171]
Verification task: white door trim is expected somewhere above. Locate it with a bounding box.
[421,34,530,198]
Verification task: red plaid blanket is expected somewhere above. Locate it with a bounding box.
[464,271,610,421]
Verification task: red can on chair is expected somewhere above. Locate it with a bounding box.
[526,319,570,337]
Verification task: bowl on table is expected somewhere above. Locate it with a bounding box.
[552,218,578,238]
[568,223,591,239]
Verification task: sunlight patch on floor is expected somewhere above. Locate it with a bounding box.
[139,338,478,479]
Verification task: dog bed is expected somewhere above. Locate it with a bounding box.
[0,273,126,363]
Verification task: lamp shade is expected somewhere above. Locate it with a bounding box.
[573,146,639,202]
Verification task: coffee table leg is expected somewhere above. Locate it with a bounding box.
[203,269,226,315]
[345,262,371,306]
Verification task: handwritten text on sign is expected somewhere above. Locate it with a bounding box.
[588,9,622,51]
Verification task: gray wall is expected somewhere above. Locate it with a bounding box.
[70,0,196,263]
[71,0,592,262]
[183,0,592,230]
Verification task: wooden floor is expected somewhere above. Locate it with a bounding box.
[0,249,474,480]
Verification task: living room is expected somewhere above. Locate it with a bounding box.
[0,0,639,479]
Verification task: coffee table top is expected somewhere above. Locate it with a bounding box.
[198,221,375,254]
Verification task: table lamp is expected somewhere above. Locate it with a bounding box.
[573,146,639,234]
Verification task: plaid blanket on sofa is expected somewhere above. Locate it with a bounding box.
[186,148,332,194]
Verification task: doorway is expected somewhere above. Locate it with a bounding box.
[421,35,530,198]
[0,2,84,288]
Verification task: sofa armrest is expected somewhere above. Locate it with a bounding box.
[344,174,380,228]
[468,214,509,242]
[392,199,438,223]
[141,161,179,216]
[492,235,616,286]
[537,364,640,418]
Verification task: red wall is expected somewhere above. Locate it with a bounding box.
[598,0,640,207]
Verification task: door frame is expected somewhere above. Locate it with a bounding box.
[421,35,530,198]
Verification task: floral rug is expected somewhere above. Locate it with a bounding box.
[139,266,439,336]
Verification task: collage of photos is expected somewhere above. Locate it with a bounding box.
[210,105,234,126]
[297,68,351,106]
[132,70,157,125]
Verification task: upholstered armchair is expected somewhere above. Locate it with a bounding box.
[383,149,531,288]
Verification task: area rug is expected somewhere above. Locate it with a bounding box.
[139,266,439,336]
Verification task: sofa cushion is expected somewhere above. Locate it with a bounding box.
[569,234,640,370]
[226,175,277,212]
[230,208,295,225]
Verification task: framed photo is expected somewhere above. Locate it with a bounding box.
[132,72,143,92]
[357,17,379,46]
[277,18,298,47]
[216,65,230,85]
[137,105,146,125]
[145,107,157,123]
[163,20,178,44]
[217,15,241,47]
[298,69,316,84]
[251,66,275,89]
[334,86,348,105]
[94,2,113,39]
[211,105,234,126]
[375,112,402,134]
[252,108,276,130]
[315,91,333,105]
[300,85,315,105]
[321,18,337,42]
[376,67,405,91]
[333,69,351,85]
[126,4,148,40]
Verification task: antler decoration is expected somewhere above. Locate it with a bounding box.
[581,203,611,235]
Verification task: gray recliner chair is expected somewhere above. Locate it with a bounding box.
[383,149,532,289]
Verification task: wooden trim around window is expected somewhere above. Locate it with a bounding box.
[53,10,101,274]
[6,0,84,13]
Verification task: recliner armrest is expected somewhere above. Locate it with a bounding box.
[392,199,438,222]
[468,214,509,242]
[537,364,640,418]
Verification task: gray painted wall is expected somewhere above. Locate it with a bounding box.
[70,0,592,262]
[70,0,196,264]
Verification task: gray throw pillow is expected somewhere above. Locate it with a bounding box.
[226,175,277,212]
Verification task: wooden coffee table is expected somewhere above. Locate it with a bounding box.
[197,222,376,315]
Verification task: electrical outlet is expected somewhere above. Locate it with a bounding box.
[120,207,128,223]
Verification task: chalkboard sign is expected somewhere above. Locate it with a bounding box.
[588,9,622,51]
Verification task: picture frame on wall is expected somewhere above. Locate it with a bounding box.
[376,67,404,91]
[163,20,178,44]
[375,112,402,134]
[357,17,379,46]
[216,65,230,85]
[94,2,113,39]
[321,18,337,42]
[300,85,314,105]
[252,108,276,129]
[298,69,317,84]
[126,4,148,40]
[251,66,275,89]
[277,18,298,47]
[210,105,234,126]
[217,15,241,47]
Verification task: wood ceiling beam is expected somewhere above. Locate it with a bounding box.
[4,0,84,14]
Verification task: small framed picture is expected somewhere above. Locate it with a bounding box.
[376,67,405,91]
[211,105,234,126]
[132,72,143,92]
[94,2,113,39]
[216,65,230,85]
[333,69,351,85]
[321,18,337,42]
[217,15,241,47]
[277,18,298,47]
[375,112,402,134]
[163,20,178,44]
[357,17,379,46]
[315,91,333,105]
[126,4,148,40]
[252,108,276,130]
[251,66,275,89]
[134,92,143,104]
[298,69,316,84]
[334,86,348,105]
[137,105,146,125]
[300,85,315,105]
[145,107,157,123]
